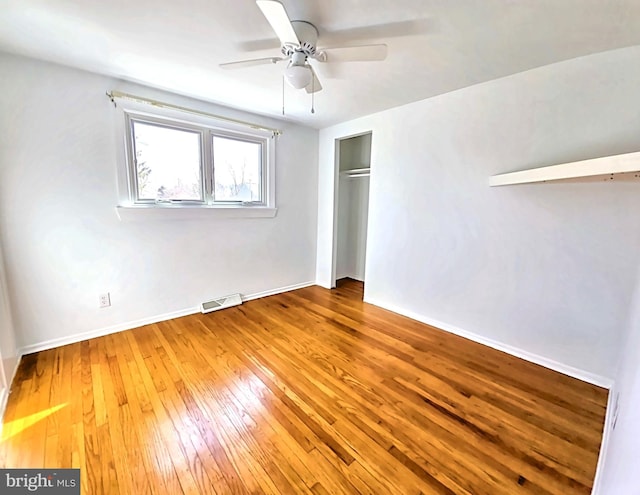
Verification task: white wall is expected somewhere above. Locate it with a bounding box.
[317,45,640,380]
[336,177,351,280]
[336,176,369,281]
[0,240,18,401]
[596,267,640,494]
[0,52,319,351]
[339,134,372,171]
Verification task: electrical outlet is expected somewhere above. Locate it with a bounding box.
[99,292,111,308]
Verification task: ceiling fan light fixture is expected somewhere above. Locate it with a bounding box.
[284,64,312,89]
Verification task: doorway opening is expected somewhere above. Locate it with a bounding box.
[333,132,372,296]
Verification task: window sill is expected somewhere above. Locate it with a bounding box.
[115,204,278,221]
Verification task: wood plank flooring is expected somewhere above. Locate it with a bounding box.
[0,279,607,494]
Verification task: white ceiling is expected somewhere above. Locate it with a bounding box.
[2,0,640,128]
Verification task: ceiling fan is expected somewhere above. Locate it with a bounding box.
[220,0,388,94]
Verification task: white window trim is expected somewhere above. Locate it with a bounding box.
[113,99,277,219]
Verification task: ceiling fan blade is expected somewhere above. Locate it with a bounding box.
[256,0,299,46]
[305,65,322,94]
[219,56,286,69]
[313,61,343,80]
[238,19,432,53]
[319,19,432,46]
[317,44,388,63]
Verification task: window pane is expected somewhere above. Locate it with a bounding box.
[132,121,203,201]
[213,136,262,202]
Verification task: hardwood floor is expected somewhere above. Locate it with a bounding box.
[0,280,607,494]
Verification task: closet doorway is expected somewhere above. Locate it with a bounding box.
[334,132,372,292]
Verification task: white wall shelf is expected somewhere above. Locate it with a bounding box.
[489,151,640,186]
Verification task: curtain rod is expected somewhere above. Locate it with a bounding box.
[106,90,282,137]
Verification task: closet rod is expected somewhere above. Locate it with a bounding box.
[341,167,370,178]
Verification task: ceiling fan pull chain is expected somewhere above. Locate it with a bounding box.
[311,76,315,114]
[282,75,285,116]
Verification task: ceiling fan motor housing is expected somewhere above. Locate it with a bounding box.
[281,21,318,57]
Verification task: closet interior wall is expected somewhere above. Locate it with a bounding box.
[336,133,372,283]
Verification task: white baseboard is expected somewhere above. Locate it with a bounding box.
[0,355,23,425]
[242,281,315,302]
[591,386,616,494]
[0,386,7,440]
[19,307,199,356]
[364,296,614,389]
[0,388,8,424]
[18,281,316,356]
[336,274,364,282]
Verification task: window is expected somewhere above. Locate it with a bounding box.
[132,120,204,202]
[123,111,273,209]
[212,135,263,203]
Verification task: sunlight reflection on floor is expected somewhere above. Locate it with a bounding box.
[1,403,67,442]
